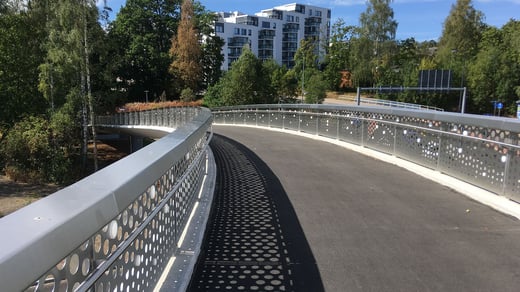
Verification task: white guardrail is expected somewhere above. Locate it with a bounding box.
[0,107,215,292]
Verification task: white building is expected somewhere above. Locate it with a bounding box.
[212,3,331,70]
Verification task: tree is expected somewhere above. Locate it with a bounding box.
[323,19,356,91]
[194,3,224,88]
[436,0,485,102]
[359,0,398,50]
[305,73,327,104]
[108,0,182,101]
[360,0,398,79]
[292,39,326,103]
[467,21,520,114]
[203,46,274,106]
[437,0,484,65]
[169,0,202,92]
[0,7,47,135]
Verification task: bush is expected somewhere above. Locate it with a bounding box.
[180,88,196,102]
[0,115,72,184]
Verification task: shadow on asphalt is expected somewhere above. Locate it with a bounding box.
[188,134,324,292]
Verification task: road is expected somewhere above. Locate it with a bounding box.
[191,125,520,292]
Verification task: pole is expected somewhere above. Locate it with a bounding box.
[301,58,305,103]
[356,87,361,106]
[461,87,467,114]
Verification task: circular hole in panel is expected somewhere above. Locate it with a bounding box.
[56,259,67,271]
[112,266,118,279]
[133,202,139,215]
[69,254,80,275]
[117,226,123,241]
[80,240,89,251]
[150,185,156,200]
[135,254,142,266]
[108,220,118,239]
[42,274,55,291]
[72,282,80,291]
[94,234,102,253]
[81,258,90,276]
[122,210,128,226]
[103,240,110,256]
[129,216,134,229]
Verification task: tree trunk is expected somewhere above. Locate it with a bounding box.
[84,0,98,171]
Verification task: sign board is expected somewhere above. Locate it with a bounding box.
[418,70,452,89]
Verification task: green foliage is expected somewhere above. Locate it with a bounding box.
[203,47,275,107]
[180,87,196,102]
[0,11,47,132]
[437,0,485,67]
[467,21,520,114]
[202,80,225,108]
[359,0,398,43]
[108,0,182,100]
[323,19,356,90]
[262,59,298,102]
[305,72,327,104]
[1,116,73,183]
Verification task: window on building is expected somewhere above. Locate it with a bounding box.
[248,29,252,36]
[296,16,299,22]
[316,10,322,17]
[262,21,270,28]
[309,9,312,16]
[234,28,240,35]
[287,15,294,22]
[215,23,224,33]
[241,28,247,35]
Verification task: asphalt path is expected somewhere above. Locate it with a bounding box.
[211,125,520,292]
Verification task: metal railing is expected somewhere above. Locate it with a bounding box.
[212,104,520,202]
[343,96,445,112]
[0,107,214,292]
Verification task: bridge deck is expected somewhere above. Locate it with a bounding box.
[189,126,520,291]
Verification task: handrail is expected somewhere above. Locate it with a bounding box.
[212,104,520,202]
[0,107,214,292]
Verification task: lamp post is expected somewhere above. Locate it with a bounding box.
[144,90,149,103]
[301,57,305,103]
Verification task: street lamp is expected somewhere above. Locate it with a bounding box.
[144,90,149,103]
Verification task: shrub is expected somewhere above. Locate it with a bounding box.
[0,115,72,184]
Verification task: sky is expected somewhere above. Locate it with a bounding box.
[104,0,520,41]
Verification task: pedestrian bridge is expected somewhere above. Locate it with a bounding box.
[1,105,520,291]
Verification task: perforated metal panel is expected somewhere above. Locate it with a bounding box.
[212,104,520,201]
[13,109,212,292]
[24,138,208,292]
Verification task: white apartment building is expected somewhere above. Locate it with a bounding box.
[212,3,331,70]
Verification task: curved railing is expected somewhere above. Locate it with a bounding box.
[0,107,214,292]
[212,104,520,202]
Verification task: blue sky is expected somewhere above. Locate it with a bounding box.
[104,0,520,41]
